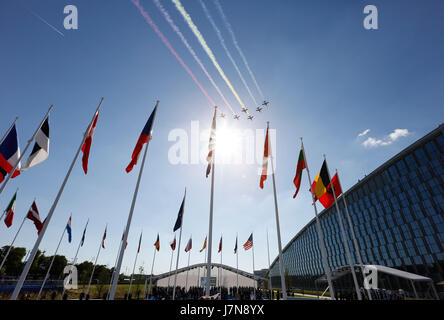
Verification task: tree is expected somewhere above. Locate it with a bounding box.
[0,246,26,276]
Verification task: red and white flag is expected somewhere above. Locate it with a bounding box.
[81,107,100,174]
[218,236,222,253]
[102,227,107,248]
[206,108,217,178]
[26,200,43,235]
[259,127,269,189]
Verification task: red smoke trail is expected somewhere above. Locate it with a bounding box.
[131,0,216,107]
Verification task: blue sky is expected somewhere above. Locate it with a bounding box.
[0,0,443,277]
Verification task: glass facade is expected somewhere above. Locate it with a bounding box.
[269,125,444,290]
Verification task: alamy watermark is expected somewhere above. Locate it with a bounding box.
[167,121,276,175]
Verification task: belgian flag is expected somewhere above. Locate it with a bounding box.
[313,160,334,209]
[312,160,343,209]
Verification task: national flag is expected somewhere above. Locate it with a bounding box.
[122,232,128,249]
[0,124,21,183]
[66,216,72,243]
[137,232,143,253]
[314,160,330,200]
[102,227,107,249]
[311,172,342,209]
[218,236,222,253]
[234,236,238,254]
[206,108,217,178]
[3,191,17,228]
[21,117,49,171]
[200,236,207,252]
[173,191,186,232]
[259,127,269,189]
[126,104,158,173]
[81,108,100,174]
[170,236,176,251]
[80,220,89,247]
[26,201,43,235]
[243,233,253,251]
[154,233,160,252]
[292,147,306,198]
[185,237,192,253]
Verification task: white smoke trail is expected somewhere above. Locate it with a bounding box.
[199,0,258,107]
[172,0,249,114]
[153,0,236,115]
[214,0,264,100]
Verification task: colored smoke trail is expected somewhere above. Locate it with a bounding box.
[172,0,248,112]
[214,0,264,100]
[152,0,236,116]
[199,0,257,107]
[130,0,216,107]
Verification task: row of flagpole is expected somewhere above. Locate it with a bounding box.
[4,98,103,300]
[1,99,368,301]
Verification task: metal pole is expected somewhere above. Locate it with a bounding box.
[236,234,239,290]
[205,159,215,296]
[324,156,362,300]
[11,99,103,300]
[337,170,372,300]
[300,138,335,300]
[36,225,67,300]
[0,214,27,271]
[147,246,157,297]
[0,117,19,146]
[267,122,287,300]
[167,248,174,293]
[252,233,256,299]
[173,189,186,300]
[0,106,53,196]
[107,233,123,300]
[61,218,89,298]
[86,226,105,296]
[127,248,140,299]
[185,250,191,291]
[109,101,158,300]
[219,242,222,296]
[266,228,273,299]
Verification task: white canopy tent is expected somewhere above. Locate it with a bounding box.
[315,264,440,300]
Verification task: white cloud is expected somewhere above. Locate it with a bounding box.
[362,128,409,148]
[358,129,370,137]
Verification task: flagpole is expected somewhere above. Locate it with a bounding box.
[336,170,372,300]
[86,224,106,296]
[323,156,362,300]
[109,100,159,300]
[267,122,287,300]
[0,106,53,196]
[36,223,67,300]
[205,109,217,297]
[301,138,335,300]
[236,234,239,291]
[61,218,89,298]
[72,219,89,265]
[252,232,256,299]
[147,246,157,298]
[219,239,222,296]
[107,234,123,300]
[266,228,273,300]
[0,213,27,271]
[173,188,186,300]
[127,243,141,299]
[185,249,191,292]
[0,117,19,146]
[10,99,103,300]
[167,247,174,293]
